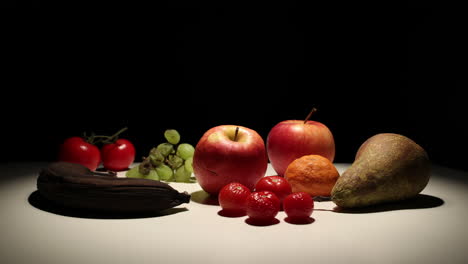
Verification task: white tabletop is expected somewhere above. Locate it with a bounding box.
[0,162,467,264]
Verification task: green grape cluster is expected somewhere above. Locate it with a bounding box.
[126,129,196,183]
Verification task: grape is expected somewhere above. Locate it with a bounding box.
[164,129,180,145]
[126,166,145,178]
[167,154,183,169]
[156,143,174,157]
[149,148,164,166]
[155,164,173,181]
[176,143,195,160]
[138,158,153,175]
[174,166,191,182]
[145,170,160,181]
[136,129,196,183]
[184,156,193,173]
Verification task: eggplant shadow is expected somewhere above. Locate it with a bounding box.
[28,190,188,219]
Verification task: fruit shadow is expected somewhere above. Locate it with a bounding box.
[332,194,444,214]
[28,190,188,219]
[245,217,280,226]
[284,216,315,225]
[190,190,219,206]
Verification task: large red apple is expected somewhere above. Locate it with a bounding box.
[267,112,335,176]
[193,125,268,195]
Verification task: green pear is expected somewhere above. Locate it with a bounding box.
[331,133,430,208]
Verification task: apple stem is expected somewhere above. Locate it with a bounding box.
[234,127,239,141]
[304,107,317,124]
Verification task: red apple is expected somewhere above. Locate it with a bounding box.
[193,125,268,195]
[267,111,335,176]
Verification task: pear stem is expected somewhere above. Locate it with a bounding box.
[304,107,317,124]
[234,127,239,141]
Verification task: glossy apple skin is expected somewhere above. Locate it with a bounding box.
[193,125,268,195]
[267,120,335,176]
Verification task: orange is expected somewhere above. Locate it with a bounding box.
[284,155,339,197]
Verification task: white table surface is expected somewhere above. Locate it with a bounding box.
[0,162,467,264]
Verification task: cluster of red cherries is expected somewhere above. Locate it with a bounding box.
[218,176,314,225]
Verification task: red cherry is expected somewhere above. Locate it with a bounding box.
[218,182,251,217]
[283,192,314,223]
[255,175,292,203]
[246,191,280,224]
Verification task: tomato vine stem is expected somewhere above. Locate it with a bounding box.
[85,127,128,145]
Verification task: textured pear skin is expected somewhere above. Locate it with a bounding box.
[331,133,430,208]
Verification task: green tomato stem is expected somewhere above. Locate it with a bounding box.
[106,127,128,143]
[85,127,129,145]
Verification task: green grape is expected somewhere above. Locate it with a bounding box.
[126,166,145,178]
[176,143,195,160]
[155,164,173,181]
[156,143,174,157]
[184,156,193,173]
[174,166,191,182]
[138,158,153,175]
[167,154,183,170]
[164,129,180,145]
[145,170,160,181]
[149,148,164,166]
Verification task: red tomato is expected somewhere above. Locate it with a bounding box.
[101,139,136,171]
[218,182,251,217]
[58,137,101,171]
[255,175,292,203]
[283,192,314,222]
[246,191,280,223]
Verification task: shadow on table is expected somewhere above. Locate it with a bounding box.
[28,190,188,219]
[332,194,444,214]
[190,190,219,206]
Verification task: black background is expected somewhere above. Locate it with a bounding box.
[2,6,467,171]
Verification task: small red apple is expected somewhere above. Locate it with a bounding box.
[267,108,335,176]
[193,125,268,195]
